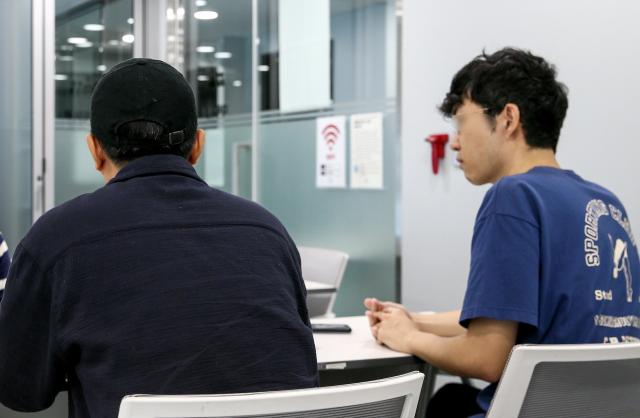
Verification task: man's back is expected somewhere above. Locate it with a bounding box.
[0,155,318,418]
[467,166,640,343]
[464,166,640,412]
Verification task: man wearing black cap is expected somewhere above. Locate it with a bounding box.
[0,59,318,418]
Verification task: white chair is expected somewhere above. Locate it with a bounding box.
[486,342,640,418]
[298,246,349,318]
[117,371,424,418]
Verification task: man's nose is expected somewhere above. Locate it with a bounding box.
[450,133,461,151]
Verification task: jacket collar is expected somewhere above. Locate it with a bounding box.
[107,154,207,185]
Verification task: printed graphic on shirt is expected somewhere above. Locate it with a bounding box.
[584,199,609,267]
[584,199,637,305]
[594,289,612,301]
[612,238,633,302]
[596,316,640,342]
[603,336,640,343]
[609,203,637,247]
[594,314,640,329]
[0,235,9,284]
[0,239,8,259]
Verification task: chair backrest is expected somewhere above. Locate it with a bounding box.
[298,246,349,317]
[118,372,424,418]
[486,342,640,418]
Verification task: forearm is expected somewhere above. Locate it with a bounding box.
[405,317,518,382]
[371,309,516,382]
[407,330,500,382]
[411,310,466,337]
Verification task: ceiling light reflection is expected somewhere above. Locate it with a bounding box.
[83,24,105,31]
[196,45,215,53]
[67,37,88,44]
[194,10,218,20]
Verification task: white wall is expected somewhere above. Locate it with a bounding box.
[401,0,640,312]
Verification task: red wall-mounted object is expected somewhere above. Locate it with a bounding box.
[426,133,449,174]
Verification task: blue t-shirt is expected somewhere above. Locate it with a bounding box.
[460,167,640,417]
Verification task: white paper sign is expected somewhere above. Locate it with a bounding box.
[316,115,347,188]
[350,112,383,189]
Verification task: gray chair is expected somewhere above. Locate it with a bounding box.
[118,372,424,418]
[299,246,349,318]
[486,342,640,418]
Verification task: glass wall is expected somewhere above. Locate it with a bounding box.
[54,0,135,204]
[257,0,398,315]
[171,0,398,315]
[0,0,32,250]
[166,0,254,198]
[47,0,399,315]
[173,0,399,315]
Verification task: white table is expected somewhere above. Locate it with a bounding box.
[313,315,413,367]
[304,280,337,294]
[312,315,436,417]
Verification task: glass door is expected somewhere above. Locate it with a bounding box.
[169,0,399,315]
[54,0,135,204]
[0,0,33,251]
[50,0,256,213]
[45,0,400,315]
[167,0,255,200]
[256,0,399,315]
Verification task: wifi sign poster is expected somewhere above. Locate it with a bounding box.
[316,115,347,188]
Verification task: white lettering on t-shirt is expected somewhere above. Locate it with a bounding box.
[609,204,637,247]
[603,335,640,343]
[594,289,613,301]
[622,335,640,342]
[584,199,609,267]
[594,314,640,329]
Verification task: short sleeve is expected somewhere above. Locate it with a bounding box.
[0,243,65,411]
[460,213,540,329]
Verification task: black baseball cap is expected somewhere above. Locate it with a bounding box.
[90,58,197,147]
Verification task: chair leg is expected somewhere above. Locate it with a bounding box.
[415,364,438,418]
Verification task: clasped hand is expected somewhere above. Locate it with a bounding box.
[363,297,418,354]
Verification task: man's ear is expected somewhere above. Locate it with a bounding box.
[187,129,205,165]
[502,103,521,139]
[86,134,120,182]
[86,134,106,171]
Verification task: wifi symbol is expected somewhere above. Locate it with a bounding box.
[322,124,341,149]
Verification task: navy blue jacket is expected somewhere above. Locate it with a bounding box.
[0,155,318,418]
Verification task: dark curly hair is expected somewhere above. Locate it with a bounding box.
[98,120,197,165]
[439,48,569,152]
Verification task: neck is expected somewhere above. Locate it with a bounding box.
[100,159,122,183]
[499,146,560,180]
